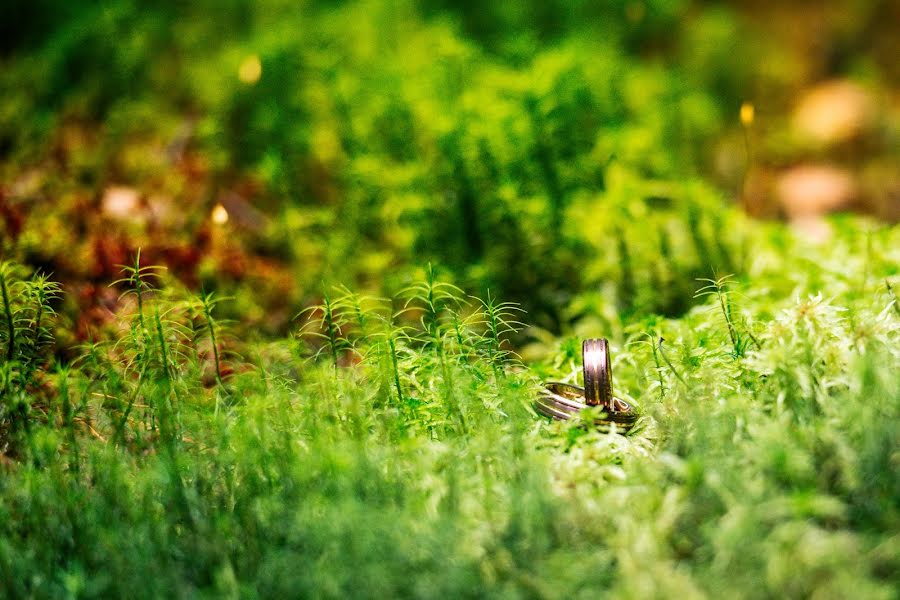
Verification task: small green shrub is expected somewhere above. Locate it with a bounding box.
[0,261,61,451]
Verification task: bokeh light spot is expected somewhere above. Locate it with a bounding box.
[211,203,229,225]
[238,55,262,84]
[740,102,755,126]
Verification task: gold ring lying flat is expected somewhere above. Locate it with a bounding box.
[535,338,639,432]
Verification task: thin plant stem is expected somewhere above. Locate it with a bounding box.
[0,269,15,361]
[658,337,686,385]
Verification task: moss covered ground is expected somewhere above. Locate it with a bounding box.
[0,1,898,598]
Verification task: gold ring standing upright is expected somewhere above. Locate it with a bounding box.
[535,338,639,432]
[582,338,612,407]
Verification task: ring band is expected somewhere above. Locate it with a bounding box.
[535,338,638,431]
[583,338,612,407]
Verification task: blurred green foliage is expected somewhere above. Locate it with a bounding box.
[0,0,770,331]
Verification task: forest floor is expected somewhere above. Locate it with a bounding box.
[0,1,898,598]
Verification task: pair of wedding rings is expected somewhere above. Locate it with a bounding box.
[535,338,639,432]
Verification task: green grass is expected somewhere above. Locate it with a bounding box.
[0,219,898,598]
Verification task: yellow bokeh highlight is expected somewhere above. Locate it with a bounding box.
[238,55,262,84]
[211,203,229,225]
[740,101,755,126]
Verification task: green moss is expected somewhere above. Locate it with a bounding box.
[0,221,897,597]
[0,1,898,596]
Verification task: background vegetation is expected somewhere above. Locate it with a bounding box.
[0,0,898,598]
